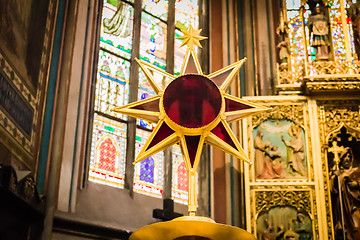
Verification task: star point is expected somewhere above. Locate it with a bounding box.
[177,25,207,49]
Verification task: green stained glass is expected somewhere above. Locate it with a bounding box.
[140,12,167,70]
[175,0,199,30]
[100,2,134,59]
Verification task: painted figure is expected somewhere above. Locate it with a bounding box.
[282,124,306,176]
[255,130,269,178]
[283,230,299,240]
[309,5,330,60]
[347,0,360,59]
[292,212,312,240]
[330,147,360,240]
[258,144,283,179]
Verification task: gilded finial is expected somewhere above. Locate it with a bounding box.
[177,25,207,49]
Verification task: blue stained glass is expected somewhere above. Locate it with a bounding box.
[140,157,155,183]
[140,12,167,70]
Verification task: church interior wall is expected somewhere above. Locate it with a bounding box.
[1,0,360,239]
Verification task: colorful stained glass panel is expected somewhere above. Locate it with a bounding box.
[175,0,199,30]
[89,114,127,188]
[100,1,134,59]
[143,0,168,21]
[133,128,164,198]
[95,50,130,120]
[171,144,189,204]
[140,12,167,70]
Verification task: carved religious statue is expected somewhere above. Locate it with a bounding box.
[330,146,360,240]
[276,10,290,67]
[282,124,306,176]
[308,4,330,60]
[255,131,283,179]
[347,0,360,59]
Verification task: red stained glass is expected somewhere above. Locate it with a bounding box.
[132,98,160,112]
[163,75,222,128]
[99,138,117,172]
[211,122,236,149]
[185,135,201,167]
[177,161,188,191]
[146,122,174,150]
[225,97,254,112]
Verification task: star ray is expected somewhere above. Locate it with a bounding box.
[135,120,179,164]
[206,120,250,164]
[112,96,161,123]
[224,94,270,123]
[180,49,203,75]
[179,135,206,171]
[207,58,246,90]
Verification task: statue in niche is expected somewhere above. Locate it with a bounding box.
[276,10,290,68]
[330,147,360,240]
[308,4,330,60]
[282,124,306,176]
[347,0,360,59]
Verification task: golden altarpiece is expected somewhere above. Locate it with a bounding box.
[242,0,360,239]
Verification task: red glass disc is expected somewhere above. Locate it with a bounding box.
[163,75,222,128]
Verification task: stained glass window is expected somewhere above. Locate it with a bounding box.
[101,1,134,59]
[140,12,167,70]
[95,50,130,120]
[286,1,311,78]
[134,128,164,198]
[171,145,189,204]
[89,0,202,201]
[89,114,127,187]
[174,0,199,75]
[330,0,356,62]
[90,1,132,189]
[143,0,168,21]
[175,0,199,30]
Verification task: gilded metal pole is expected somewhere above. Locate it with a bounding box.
[188,169,197,216]
[339,0,354,73]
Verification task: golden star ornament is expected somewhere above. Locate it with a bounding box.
[112,27,268,215]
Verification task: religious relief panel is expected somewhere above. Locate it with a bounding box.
[243,96,321,239]
[253,189,316,240]
[318,99,360,240]
[244,97,312,182]
[253,120,307,180]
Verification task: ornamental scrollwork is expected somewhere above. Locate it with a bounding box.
[318,100,360,134]
[255,190,311,217]
[252,104,305,128]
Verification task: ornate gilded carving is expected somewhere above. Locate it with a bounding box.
[317,100,360,239]
[255,190,312,216]
[252,104,305,128]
